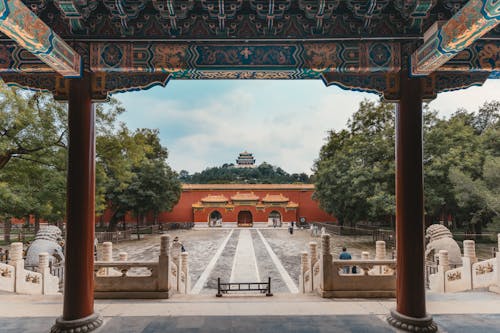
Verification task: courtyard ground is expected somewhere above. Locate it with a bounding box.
[104,228,377,294]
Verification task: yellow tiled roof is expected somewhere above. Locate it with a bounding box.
[262,194,290,203]
[200,195,229,203]
[231,192,260,201]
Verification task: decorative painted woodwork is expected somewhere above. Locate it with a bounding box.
[0,1,497,98]
[411,0,500,75]
[0,0,81,77]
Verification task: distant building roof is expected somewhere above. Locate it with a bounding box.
[200,195,229,203]
[183,184,314,191]
[231,192,260,201]
[262,194,290,203]
[236,151,256,167]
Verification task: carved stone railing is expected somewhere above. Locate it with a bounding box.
[300,234,396,298]
[429,235,500,294]
[94,235,190,298]
[322,259,396,298]
[94,261,168,298]
[472,258,497,289]
[0,242,59,295]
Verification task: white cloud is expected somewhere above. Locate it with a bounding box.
[116,79,499,175]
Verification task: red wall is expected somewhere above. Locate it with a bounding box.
[156,186,336,224]
[96,184,337,225]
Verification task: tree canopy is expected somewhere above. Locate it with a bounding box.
[0,83,181,235]
[180,162,310,184]
[314,99,500,233]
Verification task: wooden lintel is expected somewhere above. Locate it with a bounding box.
[0,0,81,77]
[411,0,500,76]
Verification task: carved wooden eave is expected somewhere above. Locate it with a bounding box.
[0,0,497,100]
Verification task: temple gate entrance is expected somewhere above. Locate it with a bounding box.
[268,211,281,227]
[209,211,222,227]
[237,211,253,227]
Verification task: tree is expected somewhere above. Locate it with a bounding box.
[126,160,181,225]
[313,99,395,226]
[183,162,311,184]
[0,84,67,170]
[97,126,180,231]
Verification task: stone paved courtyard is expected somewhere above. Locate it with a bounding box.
[106,228,376,294]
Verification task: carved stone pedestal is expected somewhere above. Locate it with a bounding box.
[51,312,103,333]
[387,309,437,333]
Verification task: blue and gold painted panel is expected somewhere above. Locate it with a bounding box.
[412,0,500,75]
[89,42,401,75]
[0,0,80,77]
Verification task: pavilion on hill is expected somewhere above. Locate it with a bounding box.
[235,151,256,168]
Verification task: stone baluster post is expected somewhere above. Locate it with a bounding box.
[361,252,370,260]
[320,234,333,296]
[101,242,113,262]
[300,251,309,293]
[375,241,386,260]
[9,242,24,293]
[492,234,500,293]
[101,242,112,276]
[38,252,50,294]
[461,240,476,291]
[158,235,170,292]
[309,242,318,291]
[181,252,189,294]
[436,250,450,293]
[375,241,386,274]
[463,240,477,263]
[497,233,500,257]
[119,252,128,261]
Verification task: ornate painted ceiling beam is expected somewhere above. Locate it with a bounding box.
[0,0,81,77]
[1,40,498,77]
[411,0,500,76]
[89,41,402,75]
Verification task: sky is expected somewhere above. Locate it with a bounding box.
[114,79,500,175]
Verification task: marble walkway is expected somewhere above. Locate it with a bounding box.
[190,228,300,294]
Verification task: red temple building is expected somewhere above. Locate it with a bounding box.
[157,184,336,227]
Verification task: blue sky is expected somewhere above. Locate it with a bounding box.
[114,79,500,175]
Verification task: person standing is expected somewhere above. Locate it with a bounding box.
[288,222,294,235]
[339,247,352,273]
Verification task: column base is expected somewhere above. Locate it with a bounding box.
[51,313,103,333]
[387,309,437,332]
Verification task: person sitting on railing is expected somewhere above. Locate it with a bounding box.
[339,247,352,274]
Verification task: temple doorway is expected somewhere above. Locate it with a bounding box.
[209,210,222,227]
[268,211,282,227]
[237,211,253,227]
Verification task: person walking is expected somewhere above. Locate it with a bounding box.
[339,247,352,274]
[288,222,294,235]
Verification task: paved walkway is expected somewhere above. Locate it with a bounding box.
[230,230,260,283]
[1,292,499,332]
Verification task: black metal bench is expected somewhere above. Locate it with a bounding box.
[216,277,273,297]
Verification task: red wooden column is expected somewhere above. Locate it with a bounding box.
[387,71,437,333]
[52,74,103,333]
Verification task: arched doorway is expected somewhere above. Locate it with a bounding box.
[268,211,281,227]
[209,210,222,227]
[237,211,253,227]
